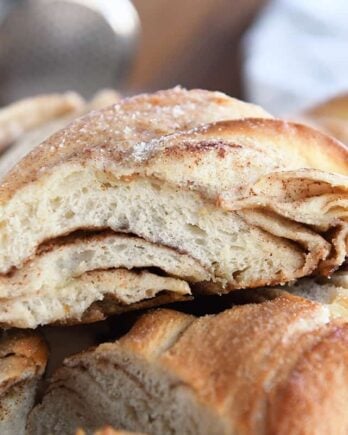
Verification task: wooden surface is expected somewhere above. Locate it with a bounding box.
[127,0,266,98]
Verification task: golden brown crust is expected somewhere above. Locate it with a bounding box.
[0,87,272,202]
[1,108,347,204]
[118,308,194,360]
[132,296,346,433]
[200,119,348,175]
[118,293,345,433]
[159,294,326,432]
[37,292,348,434]
[0,331,48,396]
[268,323,348,435]
[0,92,84,152]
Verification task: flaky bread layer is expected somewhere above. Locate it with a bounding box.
[0,268,190,328]
[0,232,209,299]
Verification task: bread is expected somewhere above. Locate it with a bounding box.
[87,90,121,111]
[27,292,348,435]
[0,89,120,180]
[0,330,48,435]
[0,92,84,153]
[0,87,347,328]
[77,428,145,435]
[1,266,191,328]
[284,270,348,320]
[300,93,348,145]
[0,232,202,327]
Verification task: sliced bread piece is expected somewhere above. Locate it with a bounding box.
[0,87,347,328]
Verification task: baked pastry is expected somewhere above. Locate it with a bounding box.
[0,89,120,180]
[27,293,348,435]
[300,93,348,145]
[0,87,347,328]
[0,92,84,154]
[0,330,48,435]
[284,268,348,319]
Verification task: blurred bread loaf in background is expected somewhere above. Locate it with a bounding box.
[299,93,348,146]
[0,89,120,180]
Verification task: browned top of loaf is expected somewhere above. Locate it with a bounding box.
[0,87,347,203]
[267,322,348,435]
[0,330,48,396]
[74,292,347,434]
[159,294,325,432]
[0,87,269,201]
[161,298,347,434]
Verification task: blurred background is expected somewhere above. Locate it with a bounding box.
[0,0,348,118]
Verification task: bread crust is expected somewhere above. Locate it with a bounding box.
[0,92,84,152]
[0,331,48,434]
[0,87,347,328]
[0,90,120,181]
[30,292,348,434]
[0,331,48,395]
[268,323,348,435]
[0,87,272,202]
[1,103,347,203]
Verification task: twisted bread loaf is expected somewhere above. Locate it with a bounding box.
[0,87,347,328]
[27,293,348,435]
